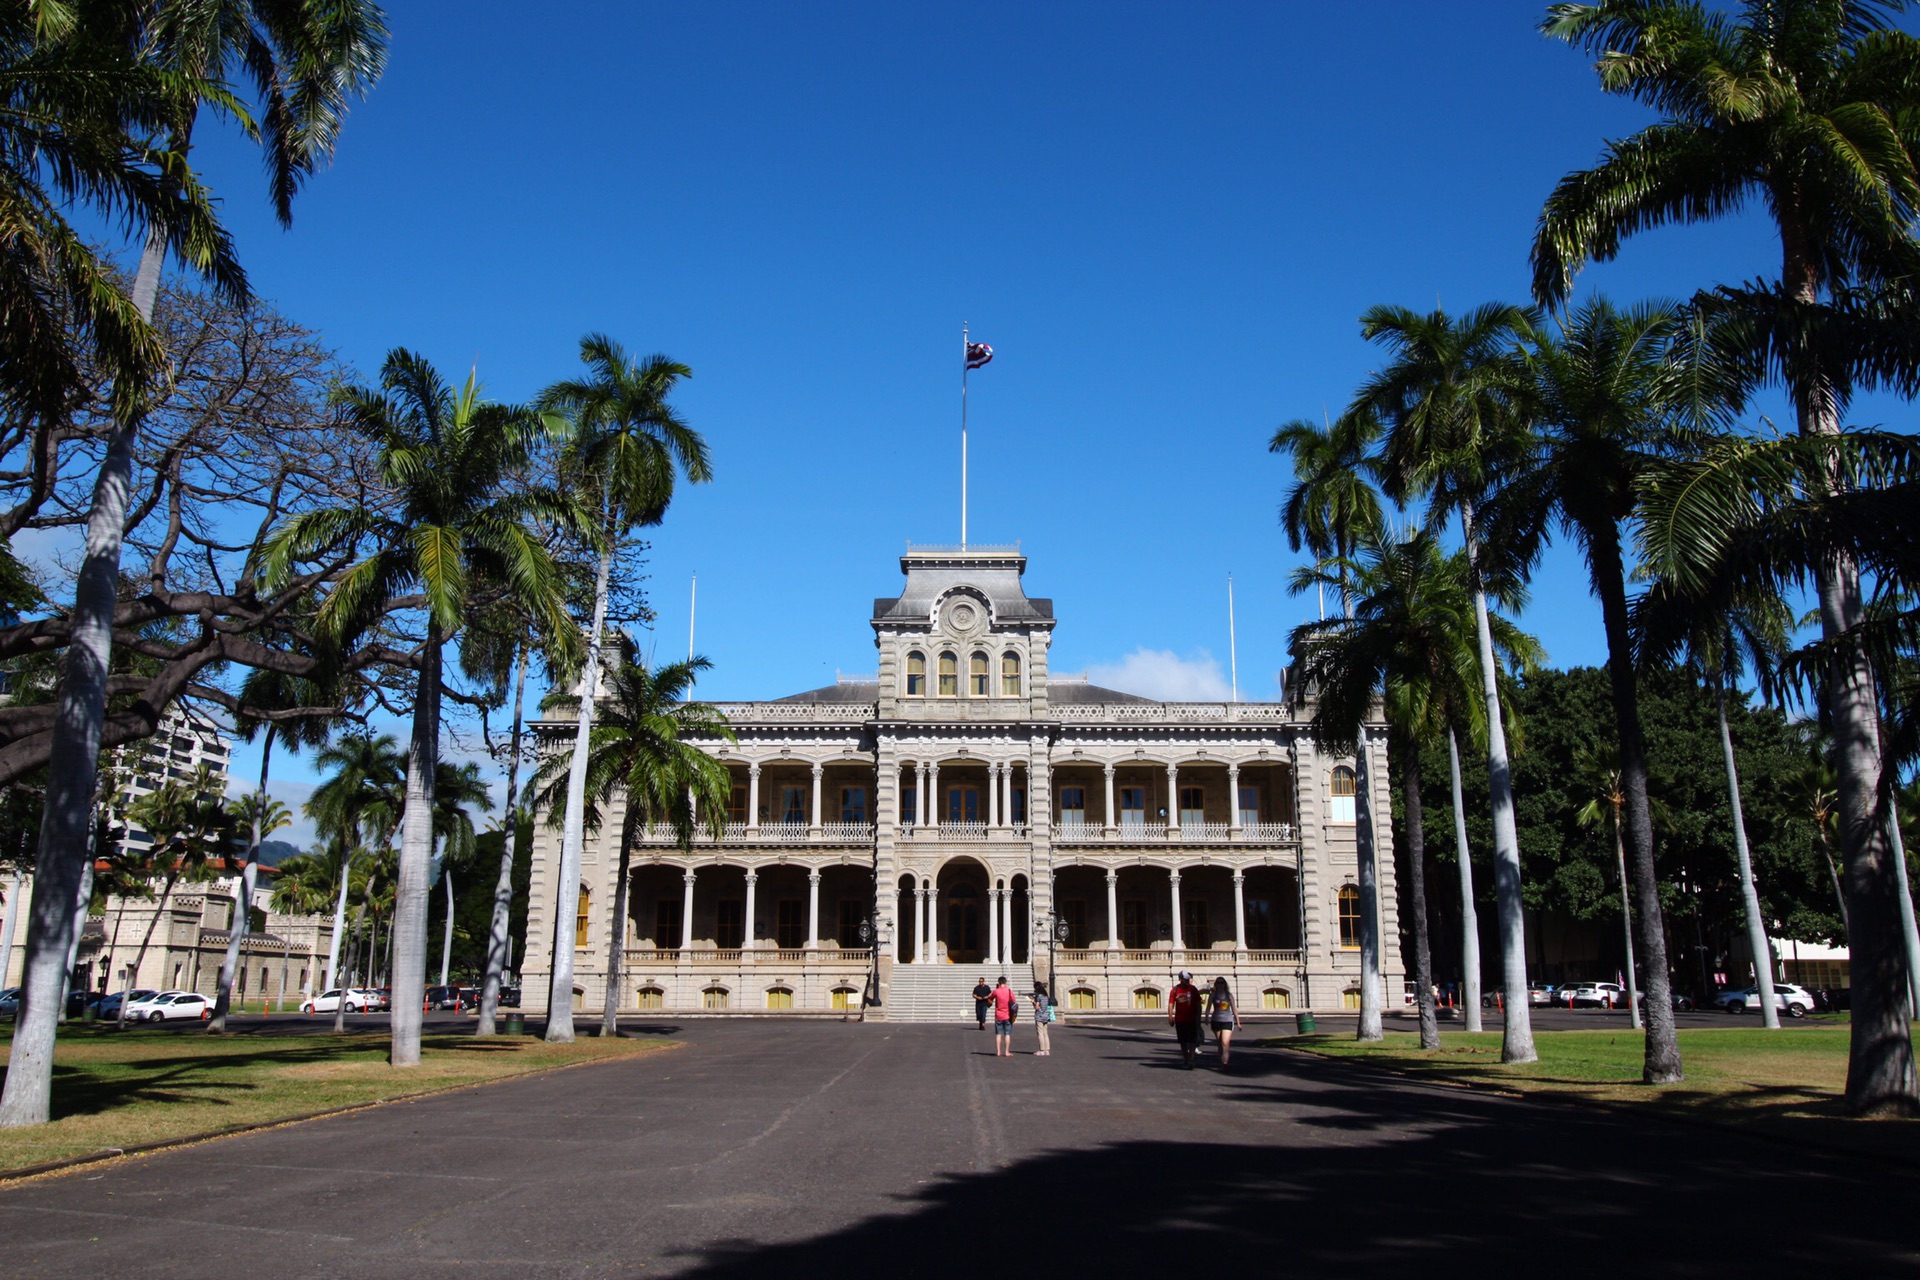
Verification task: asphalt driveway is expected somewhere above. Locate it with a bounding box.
[0,1018,1912,1278]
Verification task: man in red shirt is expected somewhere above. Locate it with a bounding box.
[991,976,1019,1057]
[1168,970,1202,1069]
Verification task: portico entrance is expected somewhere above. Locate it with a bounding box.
[938,858,990,964]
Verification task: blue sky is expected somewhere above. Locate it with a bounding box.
[109,3,1911,839]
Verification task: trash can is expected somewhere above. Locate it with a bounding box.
[1295,1011,1317,1034]
[503,1012,525,1036]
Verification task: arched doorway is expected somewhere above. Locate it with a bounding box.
[939,858,990,964]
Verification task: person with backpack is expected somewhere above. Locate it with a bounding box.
[971,976,993,1030]
[1031,981,1053,1056]
[1208,976,1241,1069]
[990,975,1018,1057]
[1168,970,1202,1069]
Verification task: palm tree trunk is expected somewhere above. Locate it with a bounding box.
[390,626,442,1067]
[1785,244,1916,1112]
[0,229,173,1128]
[58,855,95,1025]
[1,871,25,990]
[101,896,129,1011]
[601,803,639,1037]
[1448,728,1482,1033]
[1590,537,1678,1080]
[1819,829,1849,933]
[1460,501,1535,1063]
[1884,796,1920,1016]
[439,870,454,990]
[120,868,181,1028]
[1400,734,1439,1049]
[1612,813,1642,1031]
[324,843,352,990]
[211,731,275,1032]
[478,643,528,1035]
[335,900,365,1034]
[1354,724,1383,1042]
[547,530,616,1043]
[1716,675,1779,1029]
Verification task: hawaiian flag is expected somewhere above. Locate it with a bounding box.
[965,341,994,370]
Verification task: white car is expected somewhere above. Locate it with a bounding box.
[300,988,372,1014]
[126,990,211,1022]
[1714,983,1815,1017]
[1565,982,1628,1008]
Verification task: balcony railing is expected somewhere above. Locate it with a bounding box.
[1048,822,1297,845]
[816,821,875,842]
[938,822,988,840]
[624,947,872,963]
[631,821,873,846]
[1053,947,1302,966]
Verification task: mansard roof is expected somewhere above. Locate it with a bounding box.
[871,545,1054,626]
[770,681,883,704]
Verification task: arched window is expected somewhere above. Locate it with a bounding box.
[1001,651,1021,696]
[575,887,591,948]
[1337,884,1361,949]
[1132,987,1163,1010]
[1341,988,1363,1010]
[636,985,665,1010]
[765,986,794,1010]
[1069,986,1098,1010]
[1330,765,1358,823]
[906,651,926,696]
[831,986,859,1011]
[970,652,989,696]
[703,986,730,1010]
[938,652,958,696]
[1262,987,1292,1010]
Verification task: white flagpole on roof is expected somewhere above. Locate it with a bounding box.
[1228,573,1238,703]
[961,322,969,548]
[688,572,697,664]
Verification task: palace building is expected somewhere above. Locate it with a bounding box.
[521,544,1401,1020]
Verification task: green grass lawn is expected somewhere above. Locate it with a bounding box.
[0,1025,673,1176]
[1274,1024,1920,1165]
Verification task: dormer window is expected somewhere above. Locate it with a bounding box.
[906,651,926,696]
[938,652,957,696]
[1001,651,1021,696]
[970,652,989,696]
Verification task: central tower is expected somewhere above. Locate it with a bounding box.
[871,545,1055,721]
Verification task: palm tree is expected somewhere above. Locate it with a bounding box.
[116,765,235,1025]
[1352,302,1543,1063]
[0,9,250,1129]
[1270,410,1386,615]
[208,668,337,1031]
[266,351,572,1066]
[1290,532,1540,1048]
[305,731,402,1028]
[1536,0,1920,1115]
[430,761,491,989]
[535,335,710,1043]
[1573,745,1679,1030]
[534,641,734,1036]
[1486,297,1702,1081]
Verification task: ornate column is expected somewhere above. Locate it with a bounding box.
[928,761,941,829]
[1103,762,1117,836]
[913,884,927,964]
[1105,870,1121,951]
[917,761,930,829]
[988,762,1002,830]
[1227,763,1243,835]
[806,869,821,950]
[680,870,697,957]
[746,763,761,834]
[1003,883,1015,964]
[987,886,1001,965]
[809,763,824,835]
[1170,869,1184,950]
[1233,869,1247,951]
[1166,763,1180,836]
[743,871,758,952]
[926,882,940,964]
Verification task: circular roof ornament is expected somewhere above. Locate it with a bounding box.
[949,601,978,631]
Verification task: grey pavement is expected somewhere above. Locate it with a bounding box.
[0,1017,1914,1278]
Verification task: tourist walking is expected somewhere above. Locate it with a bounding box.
[991,975,1018,1057]
[1208,976,1241,1068]
[1031,982,1053,1056]
[972,976,993,1029]
[1168,969,1202,1069]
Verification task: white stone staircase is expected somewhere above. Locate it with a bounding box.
[884,963,1036,1023]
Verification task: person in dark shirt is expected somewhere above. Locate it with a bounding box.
[1168,970,1202,1069]
[972,976,993,1030]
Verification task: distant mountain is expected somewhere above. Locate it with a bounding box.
[256,840,302,868]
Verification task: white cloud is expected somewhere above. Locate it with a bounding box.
[1084,648,1233,702]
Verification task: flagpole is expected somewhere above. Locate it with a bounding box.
[688,571,697,664]
[1227,573,1238,703]
[961,322,969,548]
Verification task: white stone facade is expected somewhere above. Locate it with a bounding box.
[522,546,1402,1018]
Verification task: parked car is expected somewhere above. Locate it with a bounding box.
[1527,983,1554,1006]
[124,990,210,1022]
[425,984,464,1010]
[1635,989,1697,1012]
[300,988,371,1015]
[0,986,19,1014]
[1813,987,1851,1012]
[364,987,391,1012]
[1714,983,1815,1017]
[1564,982,1628,1008]
[497,986,521,1009]
[95,989,158,1018]
[65,988,94,1016]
